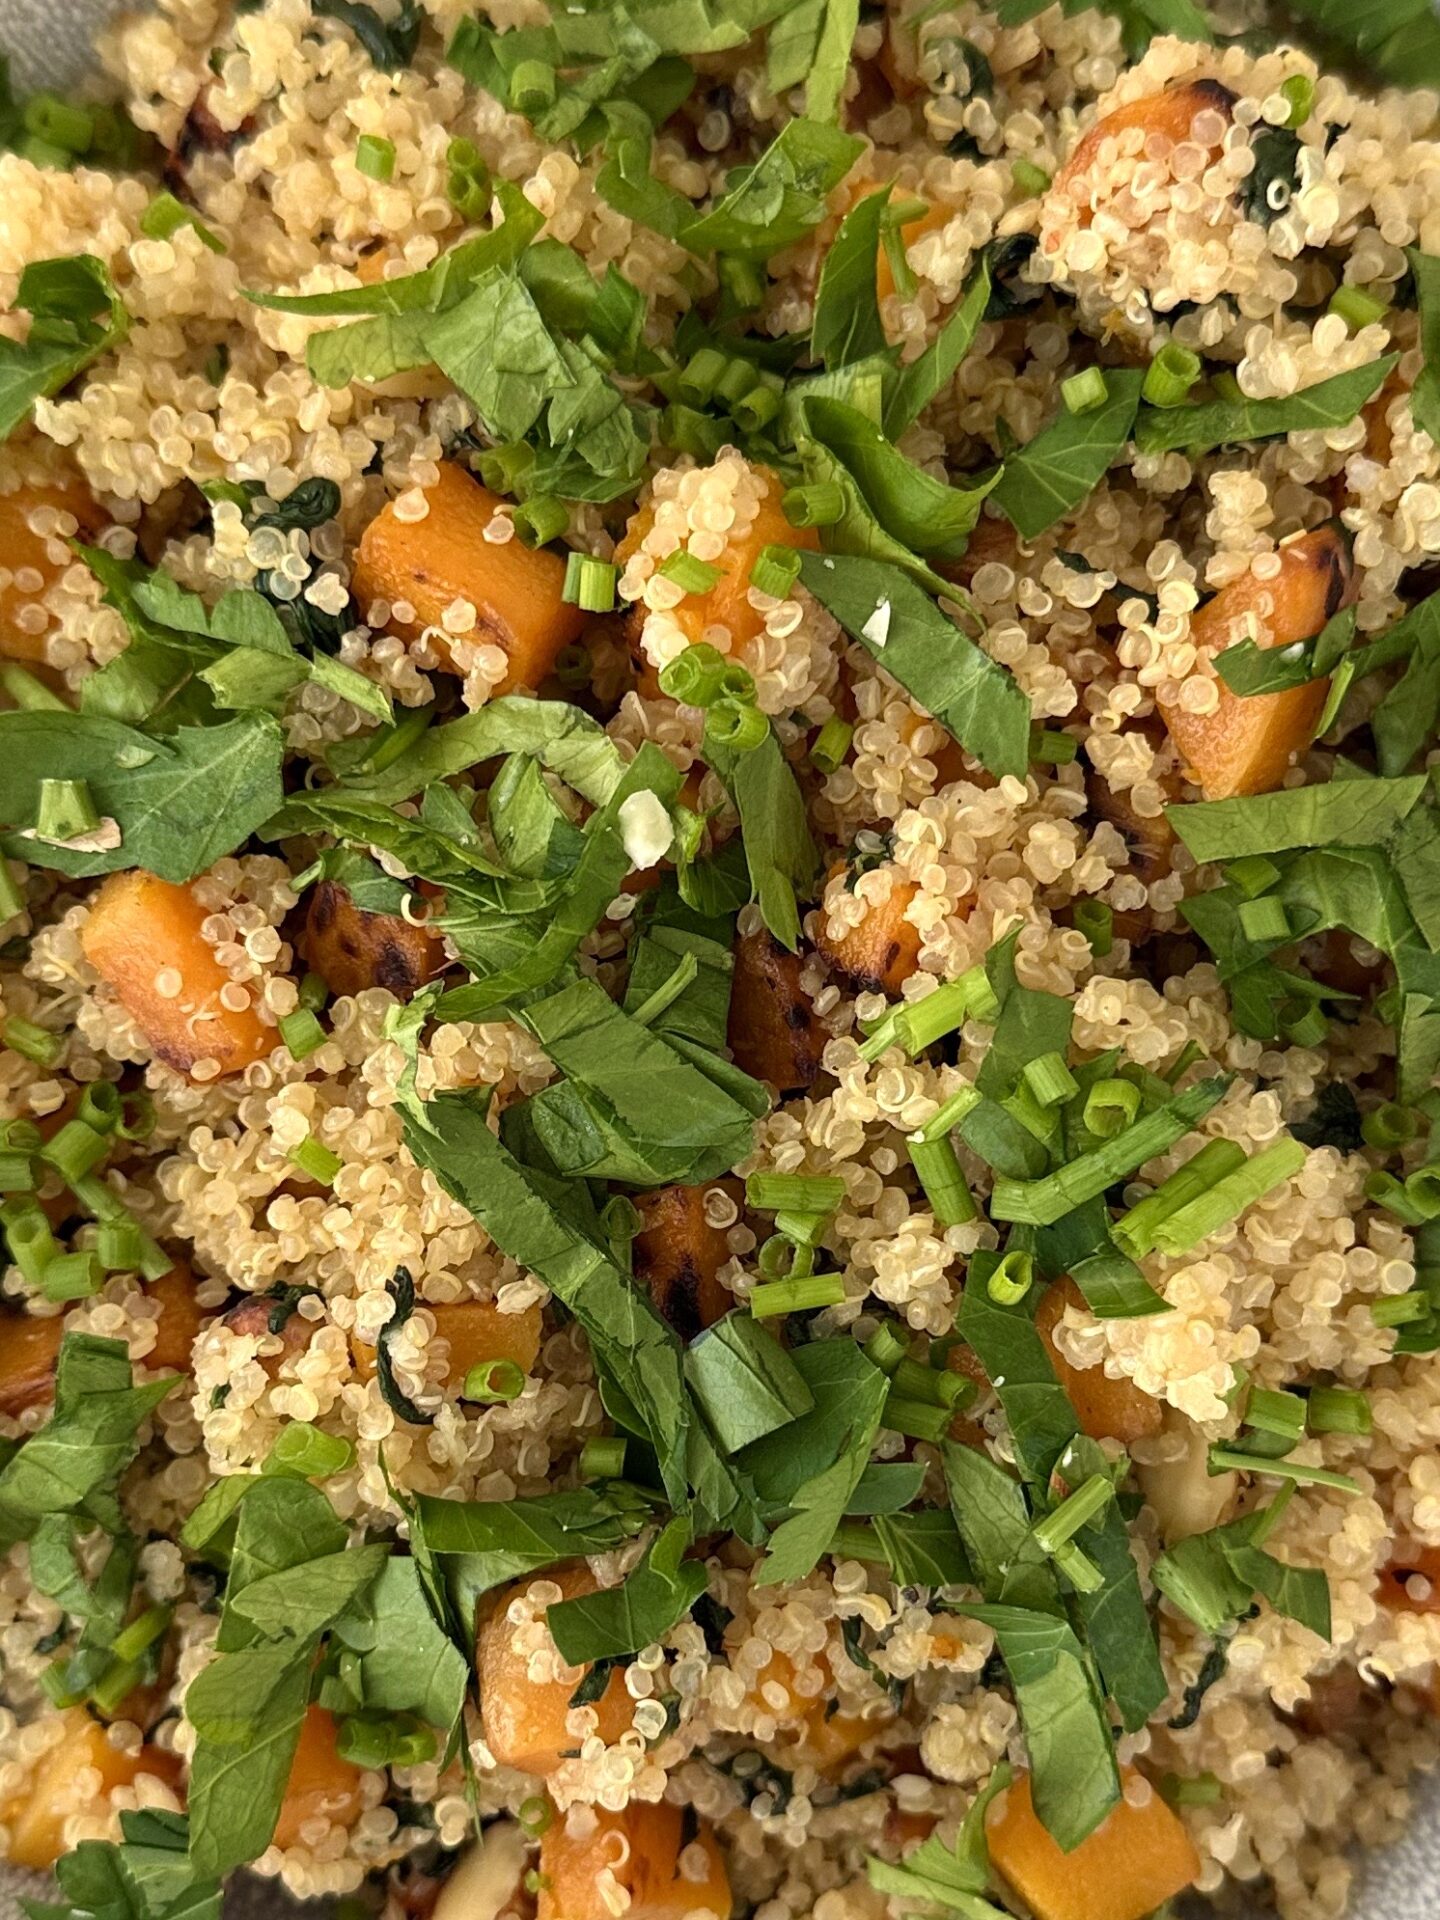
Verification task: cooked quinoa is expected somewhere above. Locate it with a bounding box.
[2,2,1440,1918]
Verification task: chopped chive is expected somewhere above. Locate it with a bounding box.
[1082,1077,1141,1138]
[36,777,100,843]
[863,1321,907,1375]
[0,1199,57,1284]
[1165,1040,1206,1083]
[1361,1102,1418,1151]
[750,1272,845,1317]
[1150,1137,1307,1256]
[580,1437,626,1480]
[76,1085,120,1135]
[355,134,396,182]
[41,1250,104,1302]
[266,1421,355,1478]
[750,544,803,599]
[909,1134,977,1226]
[1205,1447,1360,1494]
[705,698,768,754]
[1280,73,1314,126]
[1032,1473,1113,1555]
[1142,342,1203,409]
[677,347,728,406]
[913,1084,983,1145]
[0,1153,35,1193]
[446,138,490,219]
[872,964,994,1061]
[658,641,730,707]
[1021,1051,1077,1109]
[714,357,760,408]
[287,1136,342,1185]
[1028,726,1078,765]
[518,1796,554,1838]
[1161,1771,1223,1808]
[1051,1538,1104,1592]
[1226,854,1281,899]
[20,136,76,170]
[298,971,329,1013]
[892,1356,972,1408]
[1306,1386,1372,1436]
[278,1008,327,1061]
[139,190,224,252]
[1404,1165,1440,1218]
[561,552,617,613]
[718,252,766,312]
[512,496,567,547]
[39,1662,89,1709]
[733,382,781,431]
[96,1218,145,1271]
[1372,1289,1430,1328]
[1363,1170,1432,1224]
[772,1207,829,1249]
[756,1232,800,1281]
[1011,157,1051,196]
[1245,1387,1306,1441]
[1062,367,1108,415]
[781,482,845,530]
[40,1118,112,1185]
[473,442,531,494]
[658,550,724,595]
[3,1016,63,1066]
[23,93,94,154]
[829,1520,886,1563]
[746,1173,846,1213]
[987,1248,1034,1305]
[882,1392,950,1444]
[511,58,557,113]
[1328,284,1389,334]
[1073,899,1113,956]
[0,664,67,711]
[1237,895,1290,942]
[462,1358,526,1403]
[810,715,854,774]
[1111,1138,1247,1259]
[1282,1003,1329,1048]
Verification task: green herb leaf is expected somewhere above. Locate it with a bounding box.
[883,259,991,438]
[739,1339,889,1512]
[810,185,892,368]
[992,370,1144,539]
[956,1265,1079,1486]
[685,1312,815,1453]
[0,255,129,441]
[803,395,1001,556]
[1134,355,1398,456]
[1166,774,1427,864]
[705,724,817,952]
[329,1555,468,1732]
[34,1810,221,1920]
[870,1507,971,1586]
[1280,0,1440,93]
[682,118,863,257]
[185,1642,313,1877]
[547,1516,707,1662]
[865,1764,1013,1918]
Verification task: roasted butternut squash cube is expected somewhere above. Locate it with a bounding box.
[1036,1279,1162,1445]
[271,1704,365,1851]
[987,1768,1200,1920]
[538,1802,731,1920]
[2,1709,181,1870]
[632,1184,735,1341]
[476,1565,634,1777]
[300,879,447,1002]
[727,929,825,1094]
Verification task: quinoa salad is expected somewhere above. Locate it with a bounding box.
[7,1,1440,1918]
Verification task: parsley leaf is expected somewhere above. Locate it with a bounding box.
[1134,354,1398,455]
[686,1312,815,1453]
[810,185,892,370]
[883,258,991,438]
[0,255,129,441]
[547,1516,707,1662]
[30,1810,220,1920]
[704,725,817,952]
[803,395,1000,558]
[992,370,1144,539]
[1166,774,1428,863]
[682,118,863,256]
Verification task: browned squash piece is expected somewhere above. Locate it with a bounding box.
[986,1769,1200,1920]
[815,863,923,995]
[271,1705,365,1851]
[732,1643,875,1771]
[1055,78,1236,202]
[351,463,584,692]
[727,928,824,1093]
[1036,1279,1162,1445]
[632,1185,734,1340]
[2,1709,182,1870]
[1158,528,1352,800]
[537,1802,732,1920]
[1086,766,1177,944]
[0,1313,65,1417]
[142,1260,205,1374]
[617,466,818,665]
[476,1565,635,1775]
[300,879,447,1001]
[81,871,273,1079]
[351,1298,543,1389]
[0,479,102,664]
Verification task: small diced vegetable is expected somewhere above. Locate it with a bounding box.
[351,462,584,692]
[1036,1279,1163,1444]
[632,1184,735,1340]
[2,1709,182,1870]
[727,929,825,1093]
[300,879,447,1002]
[271,1704,365,1851]
[1055,78,1236,198]
[0,479,101,665]
[80,870,273,1079]
[351,1298,543,1388]
[735,1644,874,1771]
[476,1565,634,1776]
[537,1801,732,1920]
[142,1259,204,1374]
[224,1291,316,1379]
[1159,528,1352,799]
[986,1768,1200,1920]
[0,1312,65,1417]
[814,863,923,995]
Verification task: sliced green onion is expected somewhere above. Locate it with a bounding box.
[19,136,75,171]
[23,93,94,154]
[705,698,768,754]
[561,551,617,613]
[658,641,729,707]
[36,777,100,843]
[781,482,845,530]
[1280,74,1314,126]
[1011,157,1051,196]
[909,1134,976,1226]
[750,1272,845,1317]
[511,59,557,113]
[1205,1447,1360,1494]
[1028,727,1078,765]
[1112,1138,1248,1259]
[677,348,728,406]
[1142,342,1203,409]
[0,1153,35,1193]
[733,383,781,431]
[446,138,490,219]
[518,1796,554,1838]
[747,1173,846,1213]
[1032,1473,1113,1555]
[1245,1387,1305,1441]
[869,965,995,1062]
[658,550,725,595]
[513,496,567,547]
[1328,284,1389,334]
[0,664,67,711]
[0,860,26,924]
[0,1198,57,1284]
[279,1008,327,1061]
[751,544,803,599]
[1282,1003,1328,1048]
[1364,1171,1431,1224]
[1307,1386,1372,1436]
[109,1603,172,1668]
[1361,1103,1418,1151]
[265,1421,355,1478]
[3,1016,63,1066]
[139,190,224,252]
[1165,1040,1206,1084]
[41,1250,104,1302]
[580,1437,626,1480]
[882,1392,950,1444]
[1150,1137,1306,1256]
[76,1084,120,1134]
[96,1218,144,1271]
[1051,1539,1104,1593]
[298,971,329,1013]
[1226,854,1281,899]
[1373,1289,1430,1328]
[913,1084,983,1144]
[772,1208,829,1248]
[1061,368,1107,415]
[810,715,854,774]
[1073,900,1112,957]
[1082,1077,1141,1138]
[1404,1165,1440,1218]
[474,442,531,495]
[756,1232,799,1281]
[287,1136,342,1186]
[355,134,396,182]
[1237,896,1290,942]
[41,1119,112,1185]
[891,1356,972,1409]
[863,1321,907,1375]
[1161,1771,1223,1808]
[1021,1051,1077,1109]
[987,1248,1034,1305]
[718,252,766,313]
[462,1358,526,1402]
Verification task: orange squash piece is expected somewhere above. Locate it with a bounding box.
[0,1313,65,1418]
[271,1705,365,1851]
[726,928,825,1093]
[1055,78,1236,201]
[617,466,817,666]
[1159,528,1352,799]
[538,1802,731,1920]
[1036,1279,1162,1445]
[476,1565,634,1776]
[2,1709,182,1870]
[987,1769,1200,1920]
[632,1184,735,1340]
[735,1644,875,1771]
[0,479,102,665]
[81,870,273,1079]
[351,463,583,692]
[352,1298,543,1389]
[142,1260,205,1374]
[300,879,447,1001]
[815,864,922,995]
